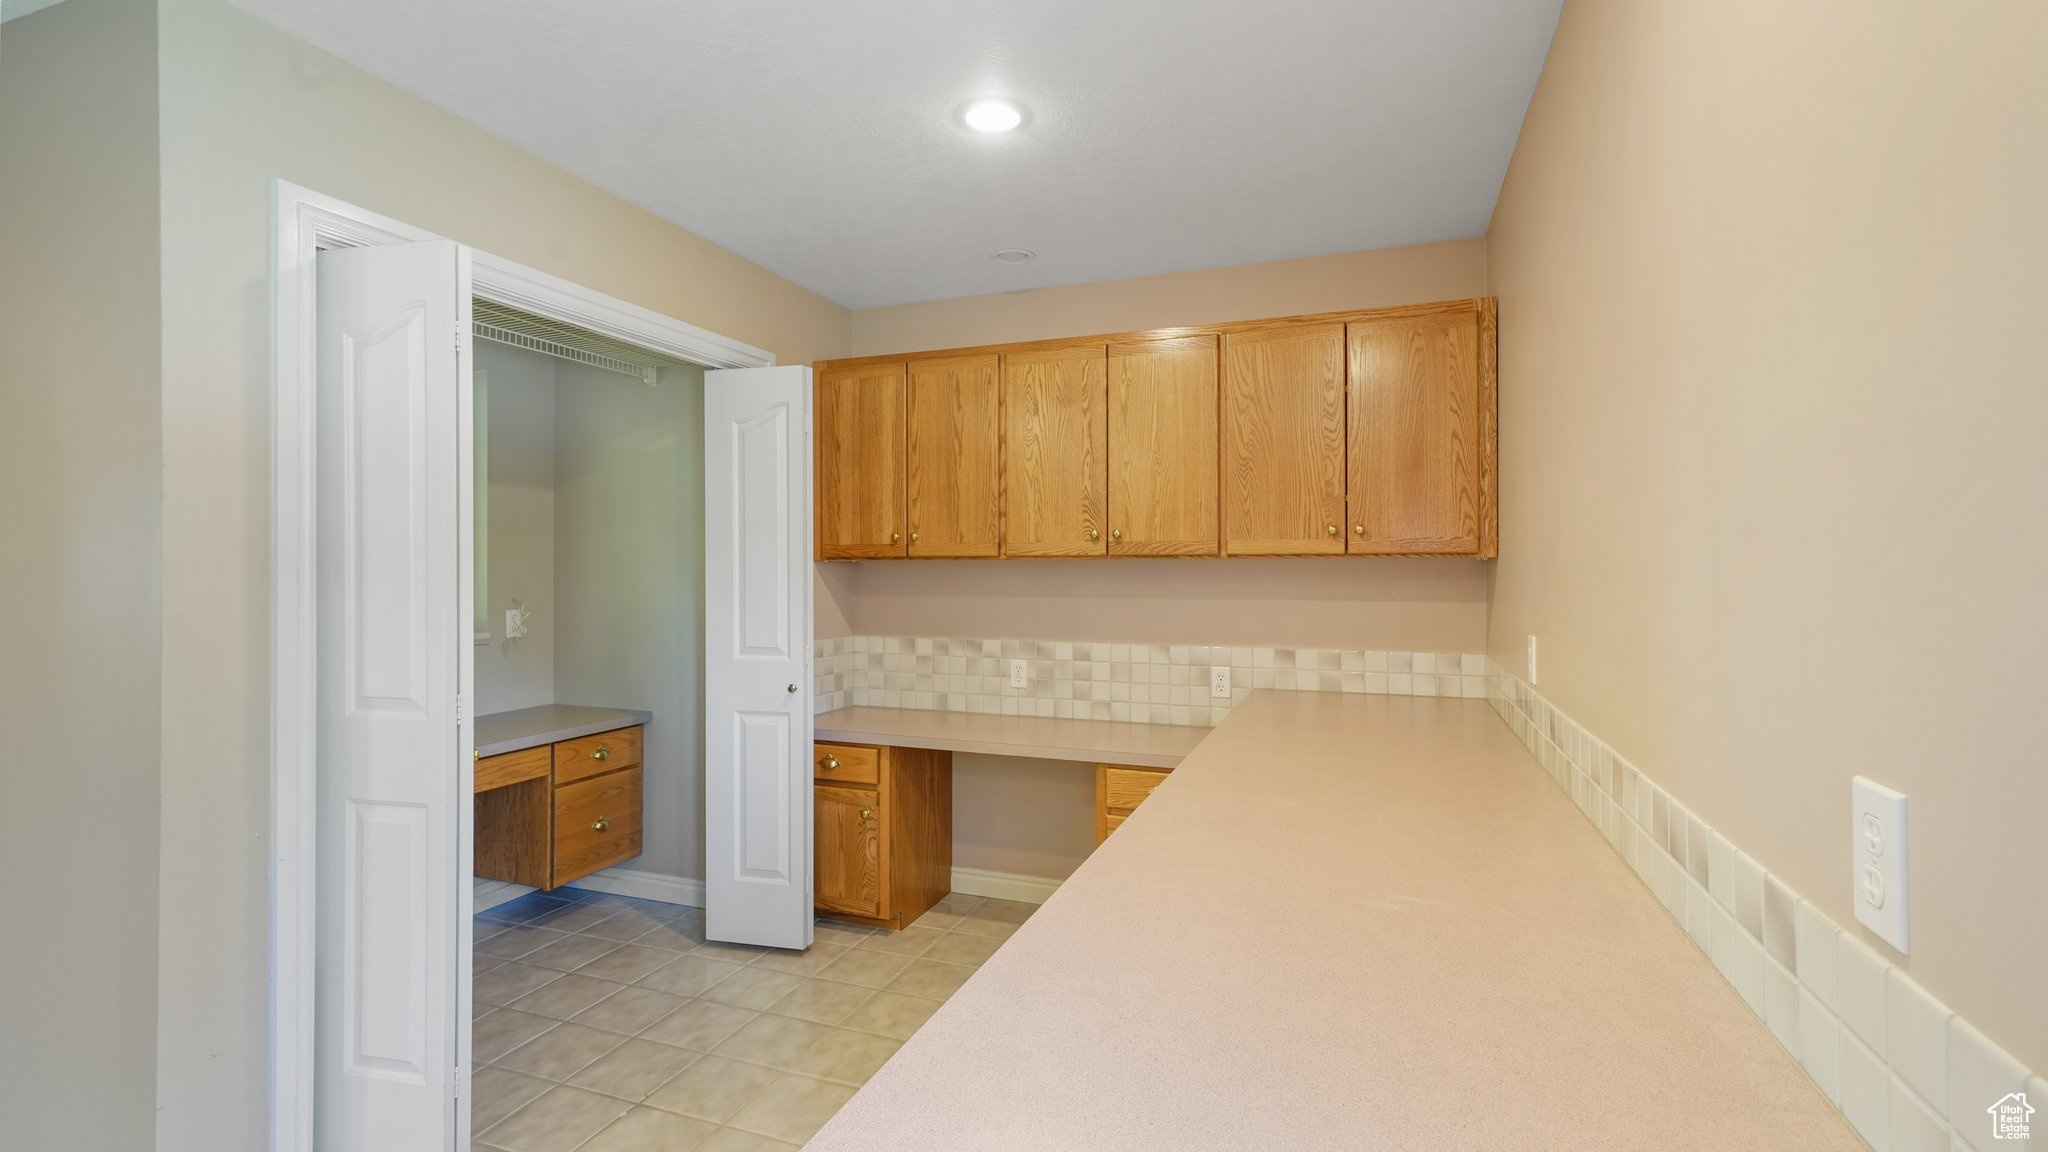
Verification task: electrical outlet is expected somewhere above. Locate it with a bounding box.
[505,607,528,640]
[1008,659,1029,690]
[1851,776,1909,952]
[1527,635,1539,684]
[1209,666,1231,699]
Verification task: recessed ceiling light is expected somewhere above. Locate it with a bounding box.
[963,100,1024,133]
[992,248,1035,264]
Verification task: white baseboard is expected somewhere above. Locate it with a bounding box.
[949,866,1062,906]
[568,867,705,909]
[560,865,1056,912]
[473,878,535,913]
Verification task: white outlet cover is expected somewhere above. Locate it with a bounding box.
[1209,666,1231,699]
[1850,776,1909,953]
[1008,659,1029,690]
[1527,635,1539,684]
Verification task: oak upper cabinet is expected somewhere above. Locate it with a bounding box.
[1106,335,1219,555]
[906,354,1000,557]
[1346,301,1497,556]
[1003,345,1108,557]
[1221,323,1347,555]
[815,362,907,558]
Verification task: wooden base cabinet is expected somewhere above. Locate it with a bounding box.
[1095,763,1171,842]
[815,741,952,931]
[474,725,645,892]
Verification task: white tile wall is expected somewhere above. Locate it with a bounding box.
[1486,663,2038,1152]
[811,635,1488,726]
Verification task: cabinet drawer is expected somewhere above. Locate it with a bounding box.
[815,742,880,786]
[476,745,551,793]
[1102,765,1169,813]
[553,766,642,887]
[1102,812,1128,838]
[555,726,643,786]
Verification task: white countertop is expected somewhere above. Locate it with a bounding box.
[814,706,1208,769]
[475,704,652,758]
[804,690,1861,1152]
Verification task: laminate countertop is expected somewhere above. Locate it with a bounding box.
[814,706,1209,769]
[804,690,1861,1152]
[474,704,652,759]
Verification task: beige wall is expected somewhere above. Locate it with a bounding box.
[1486,0,2048,1070]
[554,361,708,882]
[835,239,1495,655]
[475,342,558,713]
[0,2,161,1146]
[851,239,1488,355]
[151,0,851,1145]
[849,557,1489,651]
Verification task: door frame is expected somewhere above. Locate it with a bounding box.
[269,180,774,1152]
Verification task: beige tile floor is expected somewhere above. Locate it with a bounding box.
[471,888,1034,1151]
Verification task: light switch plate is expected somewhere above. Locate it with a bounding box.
[1851,776,1909,952]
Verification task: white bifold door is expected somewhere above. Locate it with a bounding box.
[703,366,815,949]
[314,239,473,1152]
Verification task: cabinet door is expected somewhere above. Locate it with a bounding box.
[815,784,882,918]
[906,354,1000,557]
[1221,323,1347,554]
[815,362,906,558]
[1003,346,1107,556]
[1347,305,1490,554]
[1107,335,1219,555]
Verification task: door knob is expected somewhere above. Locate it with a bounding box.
[786,683,798,693]
[859,807,873,821]
[592,816,611,832]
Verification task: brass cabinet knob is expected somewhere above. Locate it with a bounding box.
[1353,524,1366,536]
[859,807,874,821]
[1326,524,1339,537]
[1110,528,1122,541]
[889,531,902,543]
[1087,528,1100,542]
[592,816,611,832]
[910,531,920,543]
[820,754,840,772]
[591,746,610,761]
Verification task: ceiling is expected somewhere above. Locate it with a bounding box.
[225,0,1562,309]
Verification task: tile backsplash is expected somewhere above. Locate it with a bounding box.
[812,634,1488,725]
[1486,662,2042,1152]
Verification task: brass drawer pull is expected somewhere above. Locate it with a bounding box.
[591,746,610,761]
[820,754,840,772]
[592,816,611,832]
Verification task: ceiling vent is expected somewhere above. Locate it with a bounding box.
[472,297,682,385]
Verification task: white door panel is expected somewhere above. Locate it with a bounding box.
[704,366,813,948]
[315,239,467,1151]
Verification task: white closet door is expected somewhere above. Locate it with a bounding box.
[703,366,815,949]
[315,239,469,1152]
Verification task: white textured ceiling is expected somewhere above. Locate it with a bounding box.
[225,0,1562,308]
